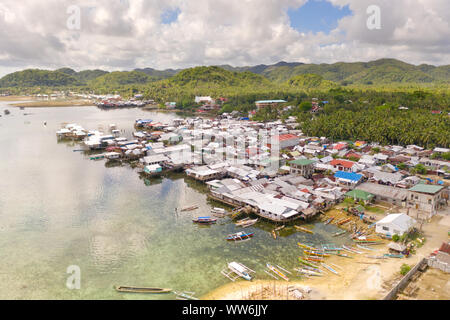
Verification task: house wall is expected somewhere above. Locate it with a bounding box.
[375,223,406,236]
[406,190,445,217]
[290,163,314,178]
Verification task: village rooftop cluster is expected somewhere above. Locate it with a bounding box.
[56,111,450,228]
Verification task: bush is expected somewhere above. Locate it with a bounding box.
[392,234,400,242]
[400,264,411,276]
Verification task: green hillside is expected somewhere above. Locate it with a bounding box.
[167,66,273,88]
[87,71,153,87]
[284,74,339,89]
[260,59,449,85]
[0,69,80,87]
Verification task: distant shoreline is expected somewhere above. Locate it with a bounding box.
[9,99,95,108]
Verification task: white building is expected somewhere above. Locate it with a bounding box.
[375,213,416,236]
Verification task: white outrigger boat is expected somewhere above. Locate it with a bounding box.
[211,207,227,215]
[236,218,258,228]
[221,262,255,281]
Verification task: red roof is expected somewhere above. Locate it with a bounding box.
[330,159,356,169]
[333,143,347,150]
[345,151,361,159]
[278,134,299,141]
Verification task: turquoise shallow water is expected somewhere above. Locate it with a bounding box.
[0,103,346,299]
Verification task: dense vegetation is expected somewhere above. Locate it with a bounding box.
[0,69,80,87]
[301,108,450,148]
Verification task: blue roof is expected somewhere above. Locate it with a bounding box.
[334,171,363,182]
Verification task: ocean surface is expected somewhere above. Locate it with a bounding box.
[0,102,346,299]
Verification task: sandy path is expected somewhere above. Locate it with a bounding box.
[203,213,449,300]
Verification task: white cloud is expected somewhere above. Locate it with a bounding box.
[0,0,448,76]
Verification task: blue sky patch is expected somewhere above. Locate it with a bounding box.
[161,8,181,25]
[288,0,352,34]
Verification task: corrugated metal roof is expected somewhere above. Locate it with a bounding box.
[409,184,444,194]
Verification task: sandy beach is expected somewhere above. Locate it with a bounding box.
[202,211,449,300]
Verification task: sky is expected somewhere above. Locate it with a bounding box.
[0,0,449,76]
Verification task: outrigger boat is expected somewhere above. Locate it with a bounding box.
[211,207,227,215]
[366,255,387,260]
[338,218,351,225]
[236,218,258,228]
[226,231,254,241]
[181,205,199,212]
[333,230,346,237]
[266,263,289,281]
[303,256,324,263]
[114,286,172,294]
[298,257,319,268]
[271,230,277,239]
[294,226,314,234]
[304,250,330,257]
[356,244,376,251]
[342,245,363,254]
[321,263,339,275]
[297,242,318,251]
[192,216,217,224]
[384,253,404,258]
[324,217,334,225]
[295,268,323,277]
[221,262,255,281]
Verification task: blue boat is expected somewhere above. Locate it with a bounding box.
[192,217,217,224]
[226,232,254,241]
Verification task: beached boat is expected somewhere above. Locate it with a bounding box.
[366,255,387,260]
[294,226,314,234]
[338,218,351,225]
[266,263,289,281]
[342,245,363,254]
[303,256,324,263]
[298,257,319,268]
[336,253,353,258]
[384,253,404,258]
[271,230,277,239]
[114,286,171,294]
[304,250,330,257]
[295,268,322,277]
[297,242,318,251]
[325,217,334,225]
[321,263,339,275]
[226,231,254,241]
[356,244,376,251]
[333,230,346,237]
[221,262,255,281]
[192,217,217,224]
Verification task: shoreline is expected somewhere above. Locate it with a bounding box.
[10,99,94,108]
[202,213,448,300]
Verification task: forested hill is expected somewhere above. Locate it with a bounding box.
[0,59,448,89]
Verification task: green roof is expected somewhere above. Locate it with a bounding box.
[289,159,316,166]
[345,189,374,201]
[409,184,444,194]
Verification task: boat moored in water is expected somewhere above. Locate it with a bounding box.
[192,216,217,224]
[226,231,254,241]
